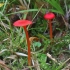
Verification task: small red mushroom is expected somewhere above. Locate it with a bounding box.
[13,20,32,66]
[44,12,55,39]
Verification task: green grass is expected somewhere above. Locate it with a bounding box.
[0,0,70,70]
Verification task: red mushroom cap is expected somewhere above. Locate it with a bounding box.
[13,20,32,27]
[44,12,55,20]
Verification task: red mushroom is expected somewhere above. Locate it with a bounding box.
[44,12,55,39]
[13,20,32,66]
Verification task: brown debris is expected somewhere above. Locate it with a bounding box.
[0,60,10,70]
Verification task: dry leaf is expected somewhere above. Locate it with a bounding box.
[15,52,28,57]
[29,37,39,44]
[0,60,10,70]
[6,55,17,60]
[62,63,70,70]
[19,5,27,10]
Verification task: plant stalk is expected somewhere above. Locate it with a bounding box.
[23,26,31,66]
[49,20,53,39]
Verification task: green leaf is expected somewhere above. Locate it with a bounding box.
[46,0,64,15]
[33,41,41,47]
[49,9,64,15]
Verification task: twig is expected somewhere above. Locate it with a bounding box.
[0,60,10,70]
[56,58,70,70]
[22,0,28,7]
[62,16,69,29]
[47,53,58,63]
[32,4,44,21]
[19,0,27,9]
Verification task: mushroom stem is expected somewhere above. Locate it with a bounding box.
[23,26,31,66]
[48,20,53,39]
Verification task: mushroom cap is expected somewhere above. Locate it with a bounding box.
[44,12,55,20]
[13,20,32,27]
